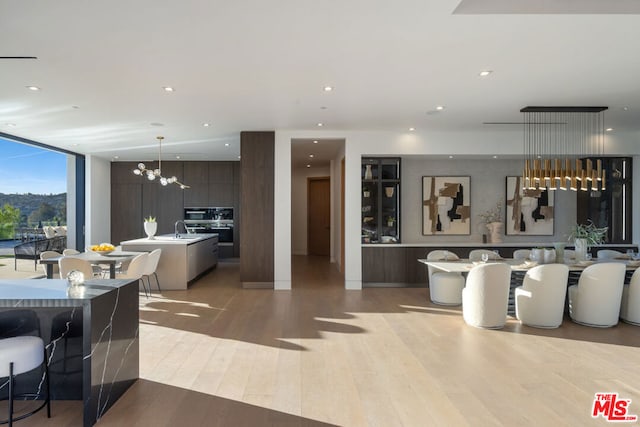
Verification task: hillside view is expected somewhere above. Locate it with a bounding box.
[0,193,67,239]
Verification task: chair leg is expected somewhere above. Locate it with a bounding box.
[153,272,161,292]
[139,278,149,298]
[8,362,14,427]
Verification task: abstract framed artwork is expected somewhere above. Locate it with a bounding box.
[505,176,554,236]
[422,176,471,235]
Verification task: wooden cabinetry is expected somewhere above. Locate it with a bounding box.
[240,131,274,286]
[111,161,239,248]
[183,162,209,207]
[361,157,401,244]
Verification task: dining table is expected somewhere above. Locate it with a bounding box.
[40,250,145,279]
[418,257,640,314]
[418,257,640,273]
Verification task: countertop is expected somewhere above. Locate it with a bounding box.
[120,233,218,245]
[0,279,134,306]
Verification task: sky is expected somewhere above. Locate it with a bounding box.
[0,137,68,194]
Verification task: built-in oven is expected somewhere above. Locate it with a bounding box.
[184,207,234,243]
[184,208,211,221]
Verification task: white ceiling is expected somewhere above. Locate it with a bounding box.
[1,1,639,161]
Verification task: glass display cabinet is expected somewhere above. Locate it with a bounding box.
[361,157,401,243]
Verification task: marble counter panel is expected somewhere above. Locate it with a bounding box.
[0,279,139,427]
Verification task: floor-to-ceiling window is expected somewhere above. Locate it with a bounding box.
[0,133,84,276]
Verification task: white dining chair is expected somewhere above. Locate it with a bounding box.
[515,264,569,328]
[40,250,62,278]
[62,248,80,255]
[513,249,530,260]
[621,268,640,326]
[117,253,150,297]
[142,249,162,293]
[563,249,576,261]
[462,263,512,329]
[58,257,95,281]
[568,263,626,327]
[468,249,501,262]
[425,250,465,305]
[597,249,624,259]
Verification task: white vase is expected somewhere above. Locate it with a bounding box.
[364,164,373,180]
[574,238,588,261]
[486,222,503,243]
[144,221,157,240]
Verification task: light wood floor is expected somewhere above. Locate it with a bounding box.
[16,256,640,426]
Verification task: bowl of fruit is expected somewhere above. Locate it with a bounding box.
[89,243,116,255]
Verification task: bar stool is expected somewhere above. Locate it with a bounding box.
[0,336,51,426]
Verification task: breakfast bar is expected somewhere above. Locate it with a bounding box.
[0,279,139,427]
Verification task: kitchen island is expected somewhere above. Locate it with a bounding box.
[120,233,218,290]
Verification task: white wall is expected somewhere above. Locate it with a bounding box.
[85,156,111,246]
[66,156,77,249]
[401,157,576,244]
[291,165,331,255]
[332,144,346,271]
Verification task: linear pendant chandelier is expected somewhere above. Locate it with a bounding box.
[132,136,190,189]
[521,106,607,192]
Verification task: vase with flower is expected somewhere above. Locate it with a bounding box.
[479,201,503,243]
[568,221,607,261]
[144,216,157,239]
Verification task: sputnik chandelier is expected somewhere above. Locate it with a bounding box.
[132,136,190,189]
[521,106,607,192]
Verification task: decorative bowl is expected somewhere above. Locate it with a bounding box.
[91,250,114,255]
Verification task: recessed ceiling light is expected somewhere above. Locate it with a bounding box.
[408,127,415,131]
[162,87,174,92]
[606,128,614,132]
[317,122,323,127]
[26,86,40,91]
[622,107,629,111]
[479,70,493,77]
[72,143,79,147]
[313,140,318,144]
[436,105,445,111]
[448,155,454,159]
[309,154,314,158]
[493,155,498,159]
[5,123,16,127]
[203,123,210,127]
[306,164,311,168]
[176,155,181,159]
[113,156,119,159]
[323,86,333,92]
[224,143,230,147]
[238,155,241,159]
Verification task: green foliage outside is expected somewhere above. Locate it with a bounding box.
[0,203,21,239]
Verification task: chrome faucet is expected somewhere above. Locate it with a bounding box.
[174,220,186,238]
